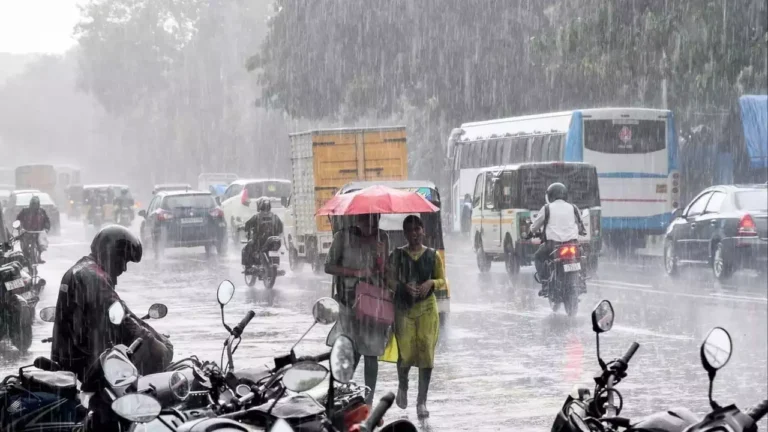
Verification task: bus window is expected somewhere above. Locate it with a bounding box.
[483,140,498,166]
[494,138,505,164]
[548,135,565,159]
[584,119,666,154]
[529,136,544,161]
[501,138,513,164]
[510,136,527,163]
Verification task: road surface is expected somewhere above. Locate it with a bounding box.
[2,220,766,431]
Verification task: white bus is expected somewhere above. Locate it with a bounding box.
[447,108,680,248]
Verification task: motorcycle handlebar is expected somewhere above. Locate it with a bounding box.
[232,310,255,338]
[364,392,395,431]
[621,342,640,365]
[128,337,143,356]
[745,399,768,422]
[297,351,331,363]
[33,357,60,372]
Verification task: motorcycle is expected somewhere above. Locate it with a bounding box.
[115,205,133,227]
[0,259,44,353]
[551,299,768,432]
[240,226,286,289]
[526,230,586,316]
[12,220,46,275]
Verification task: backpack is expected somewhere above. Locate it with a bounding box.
[542,203,586,241]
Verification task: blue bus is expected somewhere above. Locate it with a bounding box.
[446,108,679,248]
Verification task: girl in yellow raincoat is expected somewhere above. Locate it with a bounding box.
[384,214,445,419]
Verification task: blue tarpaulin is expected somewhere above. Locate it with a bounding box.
[739,95,768,169]
[209,184,228,196]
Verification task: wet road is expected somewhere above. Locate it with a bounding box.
[2,219,766,431]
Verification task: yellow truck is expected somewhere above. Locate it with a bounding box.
[285,127,408,272]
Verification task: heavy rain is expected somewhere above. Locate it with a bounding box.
[0,1,766,431]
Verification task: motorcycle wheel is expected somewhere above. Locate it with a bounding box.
[549,296,561,312]
[244,270,257,287]
[263,266,277,289]
[564,289,579,317]
[11,320,33,353]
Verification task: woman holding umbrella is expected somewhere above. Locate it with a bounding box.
[388,214,445,418]
[324,213,390,405]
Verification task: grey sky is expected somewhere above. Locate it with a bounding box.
[0,0,81,54]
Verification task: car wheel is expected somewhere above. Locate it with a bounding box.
[216,238,228,255]
[504,241,519,277]
[475,240,491,273]
[204,244,213,258]
[664,240,679,277]
[712,242,734,281]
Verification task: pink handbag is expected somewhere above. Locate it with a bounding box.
[355,281,394,325]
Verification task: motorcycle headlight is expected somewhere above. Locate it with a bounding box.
[102,351,138,387]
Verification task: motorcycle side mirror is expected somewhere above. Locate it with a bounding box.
[39,307,56,322]
[143,303,168,320]
[282,362,328,393]
[217,280,235,333]
[700,327,732,410]
[591,300,614,370]
[217,280,235,306]
[111,393,161,423]
[12,220,20,230]
[591,300,614,334]
[312,297,339,325]
[330,335,355,384]
[137,210,147,218]
[108,301,126,325]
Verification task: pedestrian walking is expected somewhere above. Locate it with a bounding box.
[388,214,445,418]
[325,213,391,405]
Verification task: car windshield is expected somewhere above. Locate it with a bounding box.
[735,190,768,211]
[246,182,291,198]
[15,193,55,206]
[164,194,215,209]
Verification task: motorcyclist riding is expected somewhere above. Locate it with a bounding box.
[529,183,586,297]
[86,190,106,225]
[113,187,134,222]
[241,197,284,268]
[16,195,51,264]
[51,225,173,382]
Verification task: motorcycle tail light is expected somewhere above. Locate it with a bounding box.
[558,245,578,260]
[344,403,370,430]
[209,207,224,218]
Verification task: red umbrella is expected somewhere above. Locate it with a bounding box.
[316,185,439,216]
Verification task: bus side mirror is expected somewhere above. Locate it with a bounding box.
[281,197,288,207]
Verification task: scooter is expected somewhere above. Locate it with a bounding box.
[0,259,44,353]
[115,205,133,227]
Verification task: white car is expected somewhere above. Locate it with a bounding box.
[218,179,292,244]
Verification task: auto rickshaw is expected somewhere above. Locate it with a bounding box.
[332,181,451,326]
[83,184,130,223]
[66,184,84,220]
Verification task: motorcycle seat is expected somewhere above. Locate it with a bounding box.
[21,369,78,399]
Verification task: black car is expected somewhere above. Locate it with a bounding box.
[139,191,227,258]
[3,191,61,236]
[664,184,767,280]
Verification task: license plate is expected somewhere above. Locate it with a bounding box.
[4,278,25,290]
[268,251,280,257]
[564,263,581,272]
[181,217,203,224]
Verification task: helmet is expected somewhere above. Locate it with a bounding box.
[546,183,568,203]
[256,197,271,213]
[29,196,41,210]
[120,188,129,195]
[90,225,142,282]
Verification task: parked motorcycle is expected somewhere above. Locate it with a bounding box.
[551,299,768,432]
[526,230,586,316]
[239,225,286,288]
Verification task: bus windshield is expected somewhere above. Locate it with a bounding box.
[583,119,666,154]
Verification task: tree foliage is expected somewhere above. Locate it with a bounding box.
[255,0,767,185]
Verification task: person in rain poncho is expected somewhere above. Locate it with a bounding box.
[388,214,445,419]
